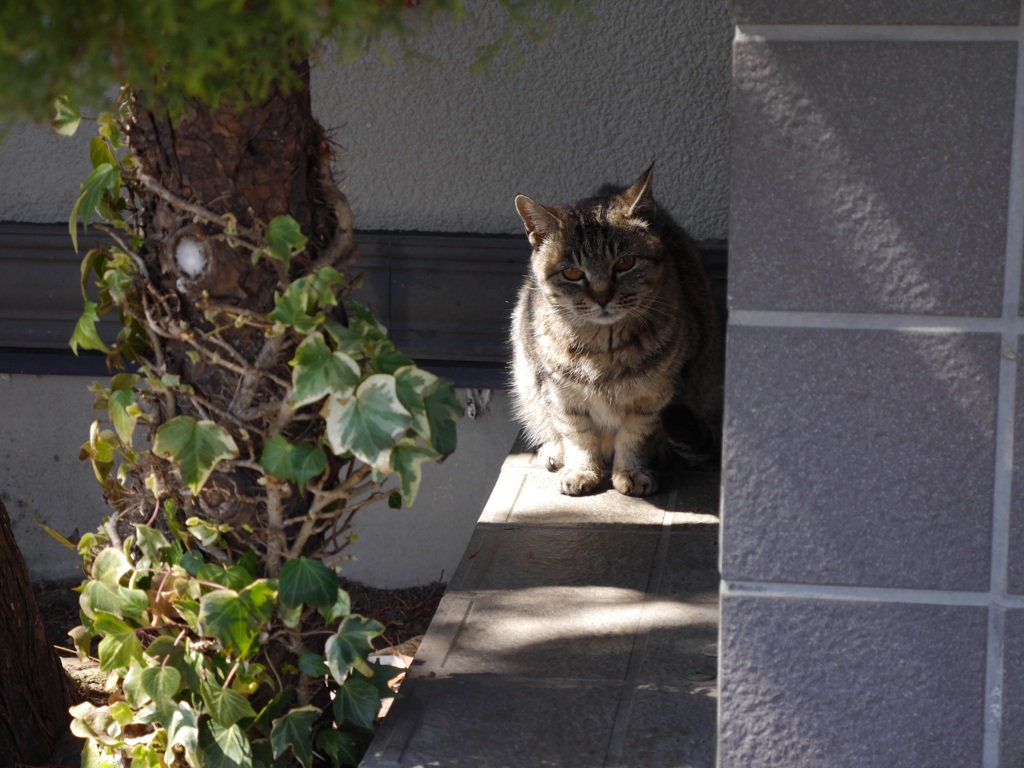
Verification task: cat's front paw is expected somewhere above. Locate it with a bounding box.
[539,442,564,472]
[558,467,602,496]
[613,468,658,497]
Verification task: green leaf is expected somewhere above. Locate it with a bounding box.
[269,283,319,334]
[197,563,254,591]
[315,729,364,768]
[89,136,117,169]
[266,215,307,265]
[69,162,120,252]
[79,246,109,299]
[51,96,81,136]
[259,436,327,494]
[79,579,122,620]
[423,378,461,457]
[198,582,275,659]
[134,525,170,565]
[318,588,352,625]
[166,701,200,758]
[187,517,222,548]
[237,550,259,577]
[70,300,110,354]
[95,612,144,672]
[197,720,253,768]
[269,268,345,334]
[144,638,203,696]
[201,681,258,728]
[394,365,438,439]
[153,416,239,494]
[122,662,150,708]
[390,439,441,507]
[279,557,339,608]
[269,706,320,768]
[277,599,303,629]
[91,546,132,585]
[322,317,365,358]
[332,677,380,731]
[323,374,411,468]
[110,372,141,392]
[117,585,150,618]
[324,615,384,683]
[348,301,387,335]
[290,332,360,409]
[298,653,328,678]
[140,665,182,703]
[370,340,414,375]
[109,699,134,726]
[365,659,405,701]
[109,388,138,444]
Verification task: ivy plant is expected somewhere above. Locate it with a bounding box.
[65,100,462,767]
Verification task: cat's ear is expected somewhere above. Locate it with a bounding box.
[515,195,561,248]
[620,163,656,223]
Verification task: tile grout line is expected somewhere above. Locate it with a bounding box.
[983,14,1024,766]
[723,580,1024,609]
[730,309,1009,333]
[736,23,1023,44]
[601,506,677,768]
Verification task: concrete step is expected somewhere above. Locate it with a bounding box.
[361,445,721,768]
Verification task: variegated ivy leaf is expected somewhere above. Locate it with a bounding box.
[51,96,81,137]
[153,416,239,495]
[394,365,437,440]
[289,332,360,409]
[390,438,441,507]
[268,267,346,334]
[322,374,411,469]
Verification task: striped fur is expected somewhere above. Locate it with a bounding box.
[510,165,722,496]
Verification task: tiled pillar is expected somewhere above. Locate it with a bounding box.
[721,4,1024,765]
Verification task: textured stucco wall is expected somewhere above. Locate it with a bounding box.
[722,3,1024,766]
[312,0,732,239]
[0,0,732,239]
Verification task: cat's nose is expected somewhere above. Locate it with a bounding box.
[592,290,611,306]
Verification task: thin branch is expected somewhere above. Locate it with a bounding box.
[230,334,290,415]
[137,172,260,243]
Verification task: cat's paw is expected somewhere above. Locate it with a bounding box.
[539,442,564,472]
[558,467,602,496]
[613,468,658,497]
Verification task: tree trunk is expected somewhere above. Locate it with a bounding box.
[0,497,76,767]
[120,60,357,570]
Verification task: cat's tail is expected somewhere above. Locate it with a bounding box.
[661,402,721,469]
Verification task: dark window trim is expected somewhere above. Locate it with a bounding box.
[0,222,726,387]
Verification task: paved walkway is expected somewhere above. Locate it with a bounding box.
[361,443,721,768]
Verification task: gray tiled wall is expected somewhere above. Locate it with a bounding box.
[722,7,1024,767]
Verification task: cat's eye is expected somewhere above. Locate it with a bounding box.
[613,253,636,273]
[562,266,584,281]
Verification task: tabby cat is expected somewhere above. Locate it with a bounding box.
[510,165,722,497]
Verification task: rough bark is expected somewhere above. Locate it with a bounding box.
[0,497,76,767]
[118,61,357,569]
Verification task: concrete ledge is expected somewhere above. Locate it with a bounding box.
[360,447,721,767]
